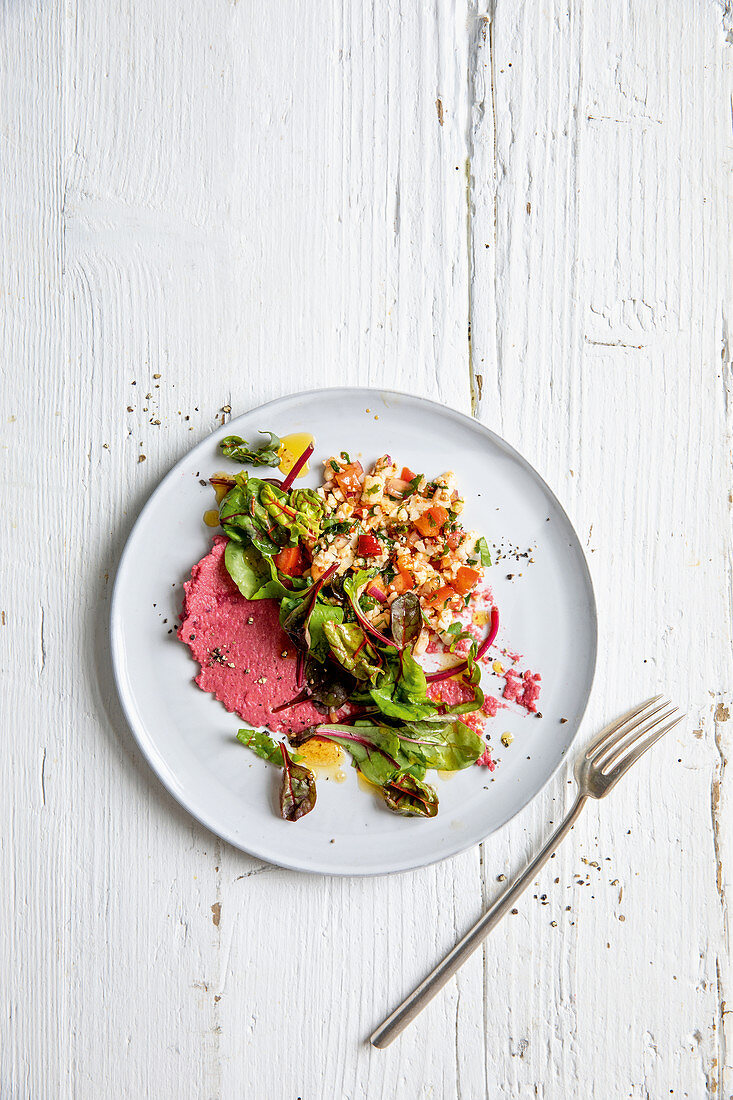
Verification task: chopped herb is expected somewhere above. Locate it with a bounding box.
[476,537,492,567]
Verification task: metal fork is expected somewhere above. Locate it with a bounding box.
[370,696,684,1048]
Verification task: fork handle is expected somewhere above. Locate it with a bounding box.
[369,792,589,1048]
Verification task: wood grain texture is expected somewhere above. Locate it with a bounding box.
[0,0,730,1096]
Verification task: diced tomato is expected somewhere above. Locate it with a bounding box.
[335,461,364,498]
[358,533,382,557]
[446,530,464,550]
[414,506,449,538]
[453,566,481,595]
[400,466,416,482]
[426,584,458,610]
[274,546,304,577]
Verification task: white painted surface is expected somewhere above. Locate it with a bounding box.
[0,0,730,1095]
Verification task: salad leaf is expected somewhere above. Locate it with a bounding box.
[279,743,317,821]
[398,647,430,702]
[220,431,282,468]
[237,728,302,765]
[342,570,399,649]
[323,621,382,682]
[369,687,438,721]
[382,773,438,817]
[475,536,492,567]
[305,601,345,662]
[260,483,325,544]
[304,658,354,709]
[219,477,284,555]
[237,731,316,821]
[390,592,422,649]
[297,724,404,786]
[396,719,484,770]
[225,541,296,600]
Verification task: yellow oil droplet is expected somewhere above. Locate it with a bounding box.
[211,471,233,504]
[492,659,504,675]
[357,770,382,796]
[277,432,314,478]
[473,609,491,627]
[203,509,220,528]
[437,769,457,782]
[297,737,345,780]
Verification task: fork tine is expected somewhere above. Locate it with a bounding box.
[585,695,663,760]
[604,715,685,786]
[597,703,678,771]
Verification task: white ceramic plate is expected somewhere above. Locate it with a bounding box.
[111,388,596,875]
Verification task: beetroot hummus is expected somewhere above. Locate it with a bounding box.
[178,536,323,735]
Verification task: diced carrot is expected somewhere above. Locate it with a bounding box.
[400,466,416,482]
[414,506,449,537]
[453,566,481,595]
[426,584,458,610]
[335,461,364,497]
[274,546,304,576]
[389,574,411,594]
[389,556,414,593]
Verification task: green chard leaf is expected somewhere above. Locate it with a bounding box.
[260,483,325,544]
[219,431,282,468]
[397,719,484,770]
[323,620,382,682]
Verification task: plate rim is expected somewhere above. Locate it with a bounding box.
[110,386,598,876]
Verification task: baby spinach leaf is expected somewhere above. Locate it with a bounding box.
[279,743,317,821]
[323,621,382,682]
[220,431,282,468]
[369,688,438,721]
[382,773,439,817]
[390,592,422,649]
[398,647,430,702]
[225,542,293,600]
[475,536,492,567]
[305,601,345,662]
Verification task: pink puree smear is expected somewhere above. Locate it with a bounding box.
[178,536,323,735]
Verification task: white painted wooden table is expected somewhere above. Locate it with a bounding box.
[2,1,731,1096]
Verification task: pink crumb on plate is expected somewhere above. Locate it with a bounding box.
[502,668,542,713]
